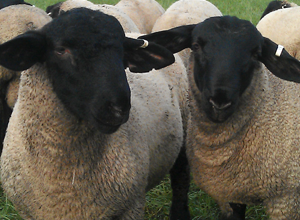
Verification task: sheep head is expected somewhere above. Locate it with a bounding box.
[0,8,175,133]
[140,15,300,123]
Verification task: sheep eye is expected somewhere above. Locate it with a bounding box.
[251,47,261,59]
[55,47,69,55]
[192,43,200,51]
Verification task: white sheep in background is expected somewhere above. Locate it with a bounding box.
[115,0,165,34]
[257,6,300,60]
[46,0,140,33]
[152,0,222,68]
[0,4,51,153]
[0,7,190,220]
[140,15,300,219]
[0,0,32,9]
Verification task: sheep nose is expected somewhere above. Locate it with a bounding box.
[209,98,232,110]
[110,105,123,118]
[109,103,130,119]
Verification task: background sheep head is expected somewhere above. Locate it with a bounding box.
[140,15,300,123]
[0,7,175,133]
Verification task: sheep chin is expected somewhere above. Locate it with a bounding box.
[202,97,237,123]
[90,113,129,134]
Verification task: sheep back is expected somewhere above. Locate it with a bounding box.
[51,0,140,33]
[115,0,165,34]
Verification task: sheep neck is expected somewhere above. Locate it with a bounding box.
[17,64,111,165]
[186,54,269,159]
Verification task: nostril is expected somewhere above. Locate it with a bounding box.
[109,104,123,118]
[209,98,232,110]
[109,102,131,118]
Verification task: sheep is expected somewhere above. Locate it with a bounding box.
[115,0,165,34]
[0,0,32,10]
[46,0,140,33]
[260,0,297,19]
[257,6,300,60]
[151,0,222,68]
[139,15,300,219]
[0,7,191,220]
[0,4,51,153]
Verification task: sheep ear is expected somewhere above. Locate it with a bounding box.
[259,37,300,83]
[123,37,175,73]
[0,31,47,71]
[46,2,63,18]
[137,24,196,54]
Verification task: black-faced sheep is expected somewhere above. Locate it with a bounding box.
[46,0,140,33]
[260,0,297,19]
[0,4,51,153]
[140,15,300,219]
[257,6,300,60]
[0,7,190,220]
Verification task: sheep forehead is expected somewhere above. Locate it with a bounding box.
[42,8,125,48]
[193,16,262,50]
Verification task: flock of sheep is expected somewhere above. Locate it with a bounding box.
[0,0,300,219]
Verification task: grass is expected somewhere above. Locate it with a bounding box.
[2,0,300,219]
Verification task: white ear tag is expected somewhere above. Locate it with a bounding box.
[140,40,149,49]
[275,45,284,57]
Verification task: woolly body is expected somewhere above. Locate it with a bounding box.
[257,6,300,59]
[0,5,51,153]
[0,8,189,220]
[187,58,300,219]
[47,0,139,33]
[115,0,165,34]
[139,15,300,219]
[260,0,297,19]
[2,63,185,219]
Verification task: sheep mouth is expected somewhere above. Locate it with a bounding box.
[92,113,130,134]
[204,102,236,123]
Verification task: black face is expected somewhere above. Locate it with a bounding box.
[191,16,263,123]
[42,9,131,133]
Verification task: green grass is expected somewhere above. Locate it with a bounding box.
[2,0,300,219]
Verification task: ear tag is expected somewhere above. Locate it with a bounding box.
[275,45,284,57]
[139,40,149,49]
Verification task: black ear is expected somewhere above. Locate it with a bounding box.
[137,24,196,54]
[46,2,63,18]
[123,37,175,73]
[0,31,47,71]
[259,37,300,83]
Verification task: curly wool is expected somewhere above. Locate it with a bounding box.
[186,55,300,218]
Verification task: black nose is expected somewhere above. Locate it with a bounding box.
[110,105,124,118]
[109,102,131,119]
[209,98,232,110]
